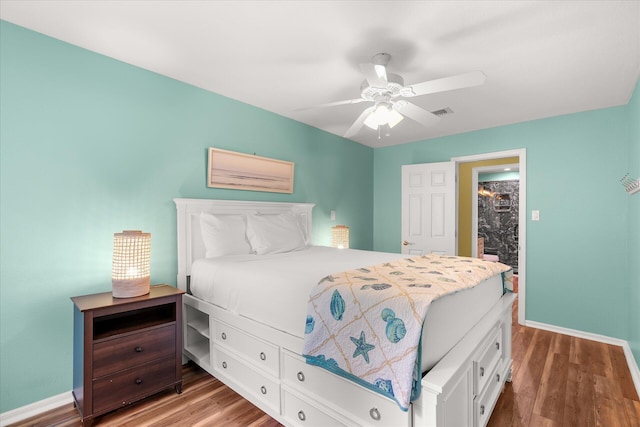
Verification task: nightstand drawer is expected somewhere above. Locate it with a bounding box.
[92,356,176,414]
[93,325,175,378]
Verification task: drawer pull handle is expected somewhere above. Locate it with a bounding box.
[260,386,267,395]
[480,367,485,377]
[370,407,381,421]
[135,347,143,353]
[298,410,306,421]
[221,332,227,340]
[496,374,501,382]
[496,342,500,350]
[480,404,485,415]
[296,371,305,382]
[135,378,142,385]
[260,352,266,361]
[222,361,227,369]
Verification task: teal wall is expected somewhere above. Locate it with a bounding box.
[479,171,520,181]
[0,21,373,412]
[373,105,632,343]
[629,80,640,366]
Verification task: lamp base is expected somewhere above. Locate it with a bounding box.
[112,277,150,298]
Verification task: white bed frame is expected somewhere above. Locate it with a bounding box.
[175,198,515,427]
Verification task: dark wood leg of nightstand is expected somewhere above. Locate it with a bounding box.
[175,382,183,394]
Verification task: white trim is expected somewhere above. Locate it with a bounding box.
[526,320,640,397]
[451,149,527,326]
[0,391,73,426]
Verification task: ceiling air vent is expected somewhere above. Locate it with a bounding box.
[431,107,454,116]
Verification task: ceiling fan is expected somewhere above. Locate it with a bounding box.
[316,53,486,138]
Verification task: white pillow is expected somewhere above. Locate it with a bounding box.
[200,213,252,258]
[246,212,308,255]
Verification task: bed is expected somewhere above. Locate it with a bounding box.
[175,198,515,427]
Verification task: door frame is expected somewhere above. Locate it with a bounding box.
[452,149,527,325]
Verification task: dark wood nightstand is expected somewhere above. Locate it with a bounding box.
[71,284,185,426]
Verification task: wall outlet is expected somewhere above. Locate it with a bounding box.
[331,210,336,221]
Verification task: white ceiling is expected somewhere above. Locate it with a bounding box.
[1,1,639,148]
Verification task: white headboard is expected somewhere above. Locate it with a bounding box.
[174,198,315,291]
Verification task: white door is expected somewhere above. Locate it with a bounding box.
[401,162,456,255]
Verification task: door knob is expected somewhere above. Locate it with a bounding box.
[402,240,410,246]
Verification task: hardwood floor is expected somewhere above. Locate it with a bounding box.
[8,297,640,427]
[487,298,640,427]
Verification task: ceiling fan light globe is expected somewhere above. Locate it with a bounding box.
[388,109,404,128]
[364,114,379,130]
[370,102,393,125]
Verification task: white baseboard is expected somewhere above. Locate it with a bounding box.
[525,320,640,398]
[0,391,73,427]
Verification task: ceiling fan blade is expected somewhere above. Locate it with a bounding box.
[360,62,388,88]
[295,98,368,111]
[344,106,375,138]
[394,101,440,128]
[406,71,486,97]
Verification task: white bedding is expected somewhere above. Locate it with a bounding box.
[189,245,503,372]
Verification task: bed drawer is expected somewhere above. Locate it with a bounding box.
[282,390,348,427]
[474,362,504,427]
[282,350,409,426]
[214,346,280,412]
[474,326,502,395]
[213,320,279,376]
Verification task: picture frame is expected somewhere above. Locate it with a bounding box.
[207,147,294,194]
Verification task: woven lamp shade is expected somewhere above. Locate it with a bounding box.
[331,225,350,249]
[112,230,151,298]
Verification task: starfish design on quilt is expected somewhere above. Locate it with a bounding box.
[350,331,376,363]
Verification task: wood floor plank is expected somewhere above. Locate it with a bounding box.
[513,328,553,399]
[625,398,640,426]
[563,362,597,427]
[532,352,569,423]
[8,299,639,427]
[611,345,640,400]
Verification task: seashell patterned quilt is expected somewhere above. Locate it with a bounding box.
[302,254,512,411]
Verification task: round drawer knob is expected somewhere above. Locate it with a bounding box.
[370,407,381,421]
[296,371,305,382]
[221,332,227,340]
[135,378,142,385]
[260,352,266,361]
[260,386,267,395]
[222,361,227,369]
[297,410,306,421]
[135,346,143,353]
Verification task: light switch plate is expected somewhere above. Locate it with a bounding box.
[532,210,540,221]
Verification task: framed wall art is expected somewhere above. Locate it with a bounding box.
[207,148,294,194]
